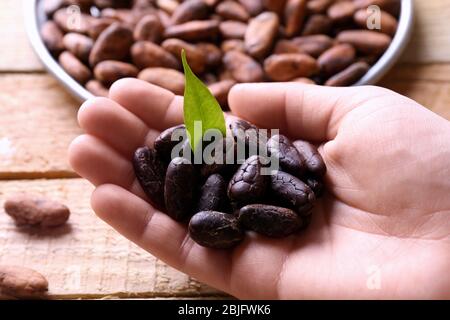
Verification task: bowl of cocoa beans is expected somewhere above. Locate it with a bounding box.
[26,0,413,108]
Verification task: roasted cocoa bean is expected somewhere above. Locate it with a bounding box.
[228,155,268,206]
[197,174,228,212]
[164,157,197,221]
[154,125,187,160]
[270,171,315,214]
[293,140,326,177]
[189,211,244,249]
[267,134,306,177]
[239,204,303,237]
[133,146,166,209]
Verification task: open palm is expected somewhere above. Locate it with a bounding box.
[69,79,450,299]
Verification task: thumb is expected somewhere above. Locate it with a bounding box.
[228,83,373,142]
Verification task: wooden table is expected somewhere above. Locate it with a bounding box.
[1,0,449,299]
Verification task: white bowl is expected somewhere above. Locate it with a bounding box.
[25,0,415,102]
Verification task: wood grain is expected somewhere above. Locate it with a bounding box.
[0,74,80,178]
[0,179,222,298]
[0,1,42,72]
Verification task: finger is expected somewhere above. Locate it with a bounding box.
[109,78,184,131]
[78,97,158,158]
[229,83,367,141]
[91,184,232,293]
[69,134,158,203]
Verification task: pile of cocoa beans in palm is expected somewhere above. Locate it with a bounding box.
[41,0,399,109]
[133,119,326,249]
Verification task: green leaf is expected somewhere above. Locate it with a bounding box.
[181,50,226,153]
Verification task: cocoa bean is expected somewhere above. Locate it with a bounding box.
[245,11,279,59]
[223,51,264,83]
[324,61,370,86]
[131,41,181,70]
[138,67,185,95]
[264,53,318,81]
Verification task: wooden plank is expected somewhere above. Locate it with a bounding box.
[0,178,222,298]
[380,79,450,121]
[0,1,42,72]
[0,74,80,179]
[0,0,449,73]
[401,0,450,63]
[383,63,450,82]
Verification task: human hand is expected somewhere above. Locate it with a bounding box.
[68,79,450,299]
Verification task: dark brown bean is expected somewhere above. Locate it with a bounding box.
[189,211,244,249]
[154,125,187,160]
[267,134,306,177]
[133,146,166,210]
[228,155,268,206]
[270,171,315,215]
[304,176,325,197]
[164,157,197,221]
[292,140,326,176]
[239,204,303,237]
[197,174,228,212]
